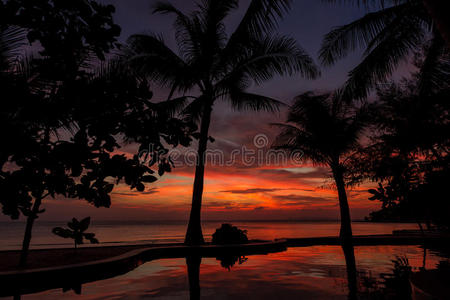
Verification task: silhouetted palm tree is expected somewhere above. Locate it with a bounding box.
[273,92,368,241]
[320,0,447,101]
[127,0,319,244]
[273,93,367,298]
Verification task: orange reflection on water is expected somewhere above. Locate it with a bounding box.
[25,245,448,300]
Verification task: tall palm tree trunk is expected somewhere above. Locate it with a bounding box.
[19,196,43,267]
[423,0,450,47]
[185,103,213,245]
[332,164,353,241]
[332,163,357,298]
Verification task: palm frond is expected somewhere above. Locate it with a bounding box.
[194,0,239,72]
[319,3,406,66]
[364,2,429,54]
[220,0,292,71]
[234,0,291,38]
[126,34,195,92]
[0,26,26,71]
[182,96,206,124]
[152,96,190,117]
[94,58,127,81]
[153,1,203,64]
[273,92,368,167]
[197,0,238,27]
[289,92,331,119]
[272,122,331,165]
[417,28,449,94]
[220,35,319,86]
[339,15,426,100]
[321,0,409,8]
[227,91,285,112]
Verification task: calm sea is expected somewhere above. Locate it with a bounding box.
[0,221,418,250]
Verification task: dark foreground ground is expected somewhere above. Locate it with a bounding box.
[0,244,164,272]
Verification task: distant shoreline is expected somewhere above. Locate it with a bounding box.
[0,219,417,224]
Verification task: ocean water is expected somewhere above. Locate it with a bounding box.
[0,221,418,250]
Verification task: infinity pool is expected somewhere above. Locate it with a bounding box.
[13,245,449,299]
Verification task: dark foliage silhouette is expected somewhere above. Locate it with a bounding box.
[0,0,121,76]
[0,1,195,266]
[347,48,450,228]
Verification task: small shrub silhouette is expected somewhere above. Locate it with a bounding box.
[212,224,248,245]
[52,217,99,249]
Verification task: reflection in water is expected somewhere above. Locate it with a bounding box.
[186,256,201,300]
[341,243,358,300]
[185,248,436,300]
[358,256,413,299]
[185,255,249,300]
[182,246,447,300]
[11,246,450,299]
[216,255,248,271]
[422,246,427,270]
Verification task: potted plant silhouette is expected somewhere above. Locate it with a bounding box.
[52,217,99,250]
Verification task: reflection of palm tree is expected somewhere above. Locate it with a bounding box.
[341,245,358,300]
[320,0,446,101]
[186,256,201,300]
[127,0,319,244]
[274,93,368,242]
[422,246,427,270]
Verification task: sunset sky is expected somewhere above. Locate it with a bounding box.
[2,0,410,222]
